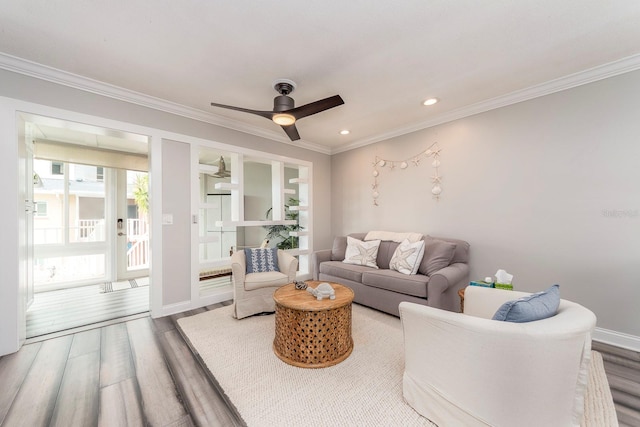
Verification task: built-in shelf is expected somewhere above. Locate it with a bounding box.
[214,219,297,227]
[288,178,308,184]
[289,205,308,211]
[288,231,308,237]
[283,188,296,195]
[199,235,220,243]
[284,249,310,256]
[199,164,218,173]
[214,182,238,190]
[199,259,232,269]
[199,203,221,209]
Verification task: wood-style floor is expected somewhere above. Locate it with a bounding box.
[27,284,149,338]
[3,302,639,426]
[2,302,241,427]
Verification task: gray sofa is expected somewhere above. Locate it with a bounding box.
[312,233,470,316]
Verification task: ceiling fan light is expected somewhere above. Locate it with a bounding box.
[273,113,296,126]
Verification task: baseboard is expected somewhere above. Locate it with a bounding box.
[593,327,640,352]
[153,289,234,318]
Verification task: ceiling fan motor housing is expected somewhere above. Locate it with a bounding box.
[274,95,295,111]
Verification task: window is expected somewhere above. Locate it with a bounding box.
[51,162,64,175]
[96,167,104,182]
[35,201,47,217]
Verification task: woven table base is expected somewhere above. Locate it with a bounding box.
[272,282,354,368]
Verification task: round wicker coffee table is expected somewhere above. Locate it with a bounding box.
[273,281,354,368]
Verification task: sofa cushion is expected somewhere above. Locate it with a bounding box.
[389,239,425,275]
[492,284,561,323]
[374,240,398,269]
[319,260,373,283]
[244,247,280,273]
[244,271,289,290]
[362,269,429,298]
[418,238,457,276]
[428,235,470,264]
[343,236,381,268]
[331,236,348,261]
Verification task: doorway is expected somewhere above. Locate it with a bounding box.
[22,114,151,338]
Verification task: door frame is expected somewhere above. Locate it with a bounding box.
[1,98,161,356]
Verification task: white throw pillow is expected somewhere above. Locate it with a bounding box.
[343,236,381,269]
[389,239,425,275]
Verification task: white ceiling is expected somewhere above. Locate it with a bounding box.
[2,1,640,153]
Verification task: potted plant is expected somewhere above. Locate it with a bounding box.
[264,197,301,249]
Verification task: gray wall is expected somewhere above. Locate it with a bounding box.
[331,69,640,337]
[161,139,191,305]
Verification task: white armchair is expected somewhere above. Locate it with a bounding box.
[399,286,597,427]
[231,249,298,319]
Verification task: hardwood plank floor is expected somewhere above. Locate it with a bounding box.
[27,284,149,338]
[2,335,73,426]
[1,301,637,427]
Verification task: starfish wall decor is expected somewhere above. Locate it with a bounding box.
[372,142,442,206]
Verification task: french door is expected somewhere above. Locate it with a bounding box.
[115,169,149,280]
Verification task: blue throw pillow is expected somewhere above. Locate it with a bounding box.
[244,248,280,273]
[492,284,560,323]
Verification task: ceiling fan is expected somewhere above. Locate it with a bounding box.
[210,79,344,141]
[210,156,230,178]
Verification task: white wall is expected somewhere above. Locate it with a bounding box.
[331,69,640,339]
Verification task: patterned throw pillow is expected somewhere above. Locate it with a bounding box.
[244,248,280,273]
[389,239,425,275]
[343,236,381,269]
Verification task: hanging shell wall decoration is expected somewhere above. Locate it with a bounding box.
[372,142,442,205]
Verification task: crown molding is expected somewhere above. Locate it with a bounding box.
[0,52,333,155]
[2,52,639,157]
[331,53,640,154]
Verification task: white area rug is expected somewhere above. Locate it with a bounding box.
[100,276,149,293]
[177,304,616,427]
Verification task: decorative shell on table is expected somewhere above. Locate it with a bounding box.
[306,282,336,300]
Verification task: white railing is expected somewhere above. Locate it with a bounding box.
[127,218,149,270]
[127,237,149,270]
[34,219,106,244]
[127,218,148,237]
[76,219,105,241]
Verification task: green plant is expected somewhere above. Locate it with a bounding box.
[132,173,149,217]
[264,197,301,250]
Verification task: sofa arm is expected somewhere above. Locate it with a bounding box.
[424,262,468,308]
[311,249,332,280]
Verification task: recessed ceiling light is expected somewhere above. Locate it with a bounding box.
[423,98,439,106]
[340,130,350,135]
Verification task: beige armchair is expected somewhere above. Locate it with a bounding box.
[399,286,597,427]
[231,249,298,319]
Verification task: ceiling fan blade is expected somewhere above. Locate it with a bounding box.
[210,102,274,120]
[281,124,301,141]
[289,95,344,120]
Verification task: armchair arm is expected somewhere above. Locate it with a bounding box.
[399,301,596,427]
[277,250,298,282]
[230,250,246,288]
[463,285,531,318]
[311,249,332,280]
